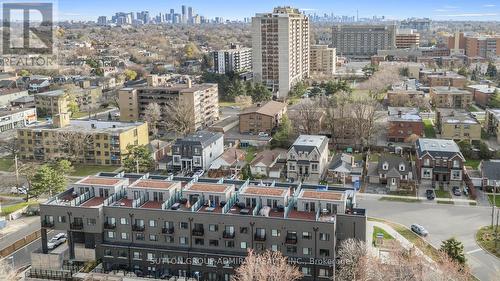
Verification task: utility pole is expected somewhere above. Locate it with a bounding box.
[14,154,19,187]
[495,209,499,250]
[136,158,139,174]
[493,181,498,228]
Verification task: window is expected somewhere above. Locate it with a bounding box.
[272,229,280,237]
[319,233,330,241]
[120,218,129,225]
[271,244,278,251]
[165,236,174,243]
[453,160,460,168]
[179,237,188,245]
[57,216,66,223]
[382,162,388,170]
[107,231,115,239]
[424,158,430,166]
[149,234,158,241]
[302,267,311,276]
[133,251,142,260]
[209,224,218,232]
[303,247,312,255]
[452,170,461,180]
[121,233,129,240]
[180,222,188,229]
[225,240,235,248]
[209,240,219,247]
[87,218,96,225]
[287,245,297,253]
[146,252,155,261]
[319,268,330,278]
[104,249,112,257]
[319,249,330,256]
[423,168,431,178]
[149,220,157,227]
[240,227,248,234]
[136,233,145,240]
[302,232,312,239]
[194,238,204,245]
[240,242,247,249]
[399,164,405,171]
[311,164,318,171]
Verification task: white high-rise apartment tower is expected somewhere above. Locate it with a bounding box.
[252,7,310,99]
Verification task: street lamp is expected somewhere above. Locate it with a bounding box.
[493,180,498,228]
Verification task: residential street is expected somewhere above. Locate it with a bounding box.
[357,194,500,281]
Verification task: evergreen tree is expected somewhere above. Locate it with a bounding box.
[440,238,466,265]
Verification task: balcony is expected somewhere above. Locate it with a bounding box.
[162,227,175,234]
[192,228,204,236]
[104,222,116,229]
[70,222,84,230]
[132,225,145,232]
[254,234,266,241]
[41,220,54,228]
[222,231,235,239]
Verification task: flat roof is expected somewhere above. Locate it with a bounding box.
[241,186,288,197]
[78,176,123,186]
[130,179,178,190]
[300,190,344,201]
[417,138,461,153]
[185,183,231,193]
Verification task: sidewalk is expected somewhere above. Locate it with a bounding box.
[359,192,477,204]
[0,216,40,250]
[367,220,433,263]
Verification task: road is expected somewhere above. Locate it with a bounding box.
[357,194,500,281]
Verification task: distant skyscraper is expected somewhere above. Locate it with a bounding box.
[97,16,107,26]
[181,5,186,23]
[252,7,310,98]
[188,7,193,23]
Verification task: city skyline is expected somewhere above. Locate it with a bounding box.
[55,0,500,21]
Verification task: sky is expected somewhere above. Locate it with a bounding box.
[55,0,500,21]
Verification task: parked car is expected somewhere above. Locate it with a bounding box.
[47,233,67,250]
[194,170,204,177]
[425,189,435,200]
[411,224,428,237]
[452,186,461,196]
[258,132,269,137]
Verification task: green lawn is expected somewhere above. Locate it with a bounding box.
[423,119,436,138]
[476,226,500,258]
[465,159,481,169]
[244,147,257,163]
[488,194,500,207]
[0,158,13,171]
[71,107,111,119]
[372,226,394,242]
[379,197,421,203]
[70,165,120,177]
[437,200,454,204]
[468,105,481,112]
[353,153,364,161]
[435,188,451,198]
[0,201,38,216]
[368,153,379,162]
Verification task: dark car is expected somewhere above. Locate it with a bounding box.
[425,189,435,200]
[452,186,461,196]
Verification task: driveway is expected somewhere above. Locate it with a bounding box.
[357,195,500,281]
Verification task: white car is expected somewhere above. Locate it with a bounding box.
[47,233,67,250]
[410,224,429,237]
[258,132,269,137]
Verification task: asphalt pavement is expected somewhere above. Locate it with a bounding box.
[357,194,500,281]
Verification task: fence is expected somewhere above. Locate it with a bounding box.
[0,230,41,257]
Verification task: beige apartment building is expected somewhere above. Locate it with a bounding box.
[430,87,473,109]
[395,29,420,49]
[119,77,219,131]
[252,7,310,99]
[310,45,336,75]
[17,116,149,165]
[435,108,481,142]
[34,90,69,117]
[485,109,500,144]
[332,24,396,58]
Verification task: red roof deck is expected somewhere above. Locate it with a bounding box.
[241,186,288,197]
[141,200,163,209]
[131,179,177,190]
[288,210,316,221]
[79,177,122,186]
[115,198,133,207]
[199,205,223,213]
[186,183,231,193]
[80,196,105,207]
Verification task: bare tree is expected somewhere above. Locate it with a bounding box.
[0,259,17,280]
[233,249,303,281]
[0,138,19,158]
[57,131,94,163]
[163,99,195,137]
[144,102,161,138]
[358,66,402,99]
[292,99,324,135]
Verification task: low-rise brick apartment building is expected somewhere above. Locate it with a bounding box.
[485,109,500,145]
[387,107,424,142]
[466,84,499,107]
[239,101,287,134]
[430,87,473,109]
[427,72,466,88]
[435,108,481,142]
[37,173,366,281]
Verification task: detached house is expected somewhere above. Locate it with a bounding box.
[249,148,287,179]
[287,135,330,183]
[327,153,363,184]
[479,160,500,191]
[368,154,412,191]
[415,138,464,184]
[171,131,224,172]
[208,148,246,178]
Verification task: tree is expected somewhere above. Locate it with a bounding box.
[323,80,352,96]
[457,66,468,77]
[486,62,497,79]
[124,69,137,81]
[57,131,94,163]
[123,145,154,173]
[163,99,195,137]
[0,259,17,280]
[18,162,39,200]
[184,42,200,59]
[0,138,19,158]
[51,159,74,175]
[488,89,500,108]
[233,249,302,281]
[440,237,466,265]
[31,164,67,197]
[250,83,272,102]
[271,115,292,148]
[362,64,378,77]
[227,79,246,101]
[144,102,162,138]
[478,141,493,160]
[458,140,474,159]
[289,81,308,98]
[18,69,30,77]
[336,239,369,281]
[292,99,323,135]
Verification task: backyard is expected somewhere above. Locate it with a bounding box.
[423,119,436,138]
[70,165,121,177]
[0,158,13,171]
